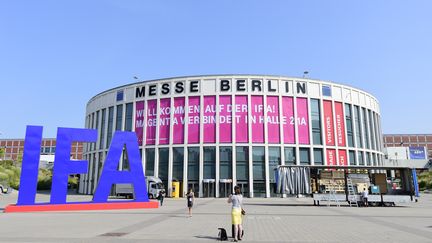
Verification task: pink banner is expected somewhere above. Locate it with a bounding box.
[338,149,347,166]
[158,98,170,144]
[173,97,185,144]
[188,96,200,144]
[326,149,336,166]
[282,97,295,144]
[334,102,346,147]
[219,96,232,143]
[267,96,280,143]
[323,100,335,146]
[145,100,157,145]
[135,101,145,146]
[296,98,310,144]
[235,95,248,143]
[203,96,216,143]
[251,96,264,143]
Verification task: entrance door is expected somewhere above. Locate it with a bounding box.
[203,179,216,197]
[219,179,233,197]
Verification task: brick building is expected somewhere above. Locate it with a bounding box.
[383,134,432,160]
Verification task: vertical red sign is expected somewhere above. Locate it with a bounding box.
[173,97,185,144]
[145,100,157,145]
[267,96,280,143]
[338,149,347,166]
[203,96,216,143]
[323,100,335,146]
[188,96,200,144]
[135,101,145,146]
[251,96,264,143]
[334,102,346,147]
[235,96,248,143]
[282,97,295,144]
[158,98,170,144]
[219,96,232,143]
[326,149,336,166]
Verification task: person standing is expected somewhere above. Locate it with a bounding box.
[361,187,369,207]
[157,190,164,206]
[186,189,194,217]
[228,186,244,242]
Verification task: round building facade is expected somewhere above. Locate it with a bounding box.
[80,75,384,198]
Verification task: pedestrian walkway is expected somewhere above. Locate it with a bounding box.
[1,192,432,242]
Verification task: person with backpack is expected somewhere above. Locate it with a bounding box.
[228,185,244,242]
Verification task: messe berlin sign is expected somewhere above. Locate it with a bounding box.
[5,126,158,213]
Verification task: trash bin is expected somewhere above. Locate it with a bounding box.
[172,181,180,198]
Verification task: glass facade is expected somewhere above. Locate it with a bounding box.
[203,147,216,179]
[115,104,123,131]
[219,147,232,179]
[172,147,184,181]
[99,109,106,149]
[345,104,355,147]
[106,106,114,148]
[284,147,296,165]
[299,148,310,165]
[188,147,199,181]
[158,148,169,186]
[362,108,370,149]
[311,99,322,145]
[354,105,363,148]
[268,147,281,197]
[145,148,155,177]
[349,150,356,166]
[125,103,133,131]
[313,148,323,165]
[252,147,265,197]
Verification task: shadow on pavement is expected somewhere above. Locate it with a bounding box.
[194,235,220,240]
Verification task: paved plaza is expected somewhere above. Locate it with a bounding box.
[1,191,432,242]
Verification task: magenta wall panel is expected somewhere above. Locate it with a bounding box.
[235,96,248,143]
[145,99,157,145]
[296,98,310,144]
[219,95,232,143]
[188,96,200,144]
[282,97,295,144]
[135,101,145,146]
[251,96,264,143]
[172,97,185,144]
[158,98,170,144]
[203,96,216,143]
[267,96,280,143]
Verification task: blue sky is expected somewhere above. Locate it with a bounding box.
[1,0,431,138]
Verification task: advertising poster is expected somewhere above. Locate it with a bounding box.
[338,149,347,166]
[323,100,335,146]
[188,96,200,144]
[219,96,232,143]
[145,99,157,145]
[172,97,185,144]
[334,102,346,147]
[203,96,216,143]
[251,96,264,143]
[296,98,310,144]
[326,149,336,166]
[158,98,171,144]
[235,95,248,143]
[134,101,145,146]
[409,147,426,159]
[282,97,295,144]
[267,96,280,143]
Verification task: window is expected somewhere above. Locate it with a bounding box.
[188,147,199,181]
[158,148,169,185]
[99,109,106,149]
[354,106,363,148]
[284,147,296,165]
[345,104,355,147]
[362,108,370,149]
[358,152,365,166]
[349,150,356,166]
[368,110,376,150]
[203,147,216,179]
[219,147,232,180]
[172,147,184,181]
[106,106,114,148]
[300,148,310,165]
[366,152,371,166]
[252,147,265,180]
[115,105,123,131]
[313,149,323,165]
[125,103,133,131]
[145,148,155,177]
[236,146,249,181]
[268,147,281,181]
[311,99,322,145]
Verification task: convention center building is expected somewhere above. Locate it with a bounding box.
[79,75,384,198]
